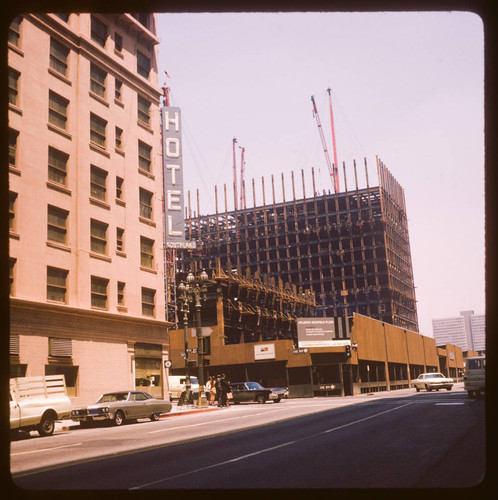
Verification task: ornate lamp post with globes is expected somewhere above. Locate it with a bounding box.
[178,270,209,408]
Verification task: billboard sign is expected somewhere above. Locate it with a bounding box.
[254,343,275,360]
[162,106,195,249]
[297,318,336,347]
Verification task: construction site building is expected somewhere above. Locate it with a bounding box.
[177,158,419,334]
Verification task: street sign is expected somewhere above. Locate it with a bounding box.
[186,348,197,353]
[293,348,309,354]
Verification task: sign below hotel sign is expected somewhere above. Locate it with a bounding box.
[297,318,337,347]
[254,343,275,360]
[162,106,190,249]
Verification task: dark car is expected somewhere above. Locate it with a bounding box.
[230,382,278,404]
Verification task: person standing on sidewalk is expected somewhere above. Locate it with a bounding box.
[225,377,232,407]
[215,374,224,407]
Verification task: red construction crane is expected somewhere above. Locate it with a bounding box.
[239,146,245,209]
[233,137,238,210]
[311,94,339,192]
[327,88,340,192]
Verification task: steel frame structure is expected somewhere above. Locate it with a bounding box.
[177,158,418,332]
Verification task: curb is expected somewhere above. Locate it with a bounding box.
[161,407,220,418]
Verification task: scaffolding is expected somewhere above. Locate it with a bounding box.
[177,157,418,332]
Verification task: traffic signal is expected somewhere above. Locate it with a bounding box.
[345,345,351,358]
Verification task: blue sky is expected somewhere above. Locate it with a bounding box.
[156,11,485,337]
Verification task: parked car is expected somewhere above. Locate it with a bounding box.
[71,391,172,426]
[412,373,454,392]
[230,382,281,404]
[464,356,485,398]
[269,387,289,401]
[10,375,72,437]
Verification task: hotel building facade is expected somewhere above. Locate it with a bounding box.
[8,13,171,404]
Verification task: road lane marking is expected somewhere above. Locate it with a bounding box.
[11,442,83,456]
[130,440,297,489]
[147,409,284,434]
[322,402,413,434]
[435,403,465,405]
[132,402,413,489]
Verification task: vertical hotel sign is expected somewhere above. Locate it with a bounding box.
[162,106,195,249]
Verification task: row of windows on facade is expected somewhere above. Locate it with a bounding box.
[9,138,156,224]
[8,75,154,167]
[9,15,154,81]
[9,260,157,317]
[9,194,158,269]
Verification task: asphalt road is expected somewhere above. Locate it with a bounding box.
[11,385,486,490]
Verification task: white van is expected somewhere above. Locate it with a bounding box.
[168,376,199,400]
[464,356,485,398]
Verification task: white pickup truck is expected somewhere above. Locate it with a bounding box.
[10,375,72,436]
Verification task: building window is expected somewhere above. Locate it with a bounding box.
[115,32,123,52]
[132,13,151,30]
[47,205,68,244]
[115,79,123,102]
[142,288,155,317]
[9,258,16,295]
[115,127,123,149]
[90,219,108,255]
[90,63,107,98]
[91,16,108,47]
[139,188,153,219]
[90,113,107,148]
[48,90,69,130]
[48,146,68,185]
[138,141,152,172]
[50,38,69,77]
[9,68,20,106]
[90,165,107,201]
[9,129,19,169]
[117,281,125,306]
[9,192,17,231]
[116,176,124,200]
[91,276,108,309]
[140,237,154,268]
[116,227,125,252]
[47,267,68,303]
[137,50,151,79]
[9,16,22,47]
[137,95,151,125]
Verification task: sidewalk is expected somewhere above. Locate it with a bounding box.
[55,404,220,431]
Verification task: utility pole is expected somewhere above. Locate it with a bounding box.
[233,137,238,211]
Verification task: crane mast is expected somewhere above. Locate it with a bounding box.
[232,137,238,210]
[239,146,245,209]
[327,88,340,192]
[311,95,339,192]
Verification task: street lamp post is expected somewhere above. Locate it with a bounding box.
[177,281,192,406]
[183,270,209,408]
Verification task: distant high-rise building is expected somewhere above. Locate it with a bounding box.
[432,310,485,353]
[8,13,171,404]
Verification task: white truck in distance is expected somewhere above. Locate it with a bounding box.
[10,375,72,436]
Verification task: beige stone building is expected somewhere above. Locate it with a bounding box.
[8,13,171,404]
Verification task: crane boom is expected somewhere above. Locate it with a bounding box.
[311,95,339,192]
[327,88,340,192]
